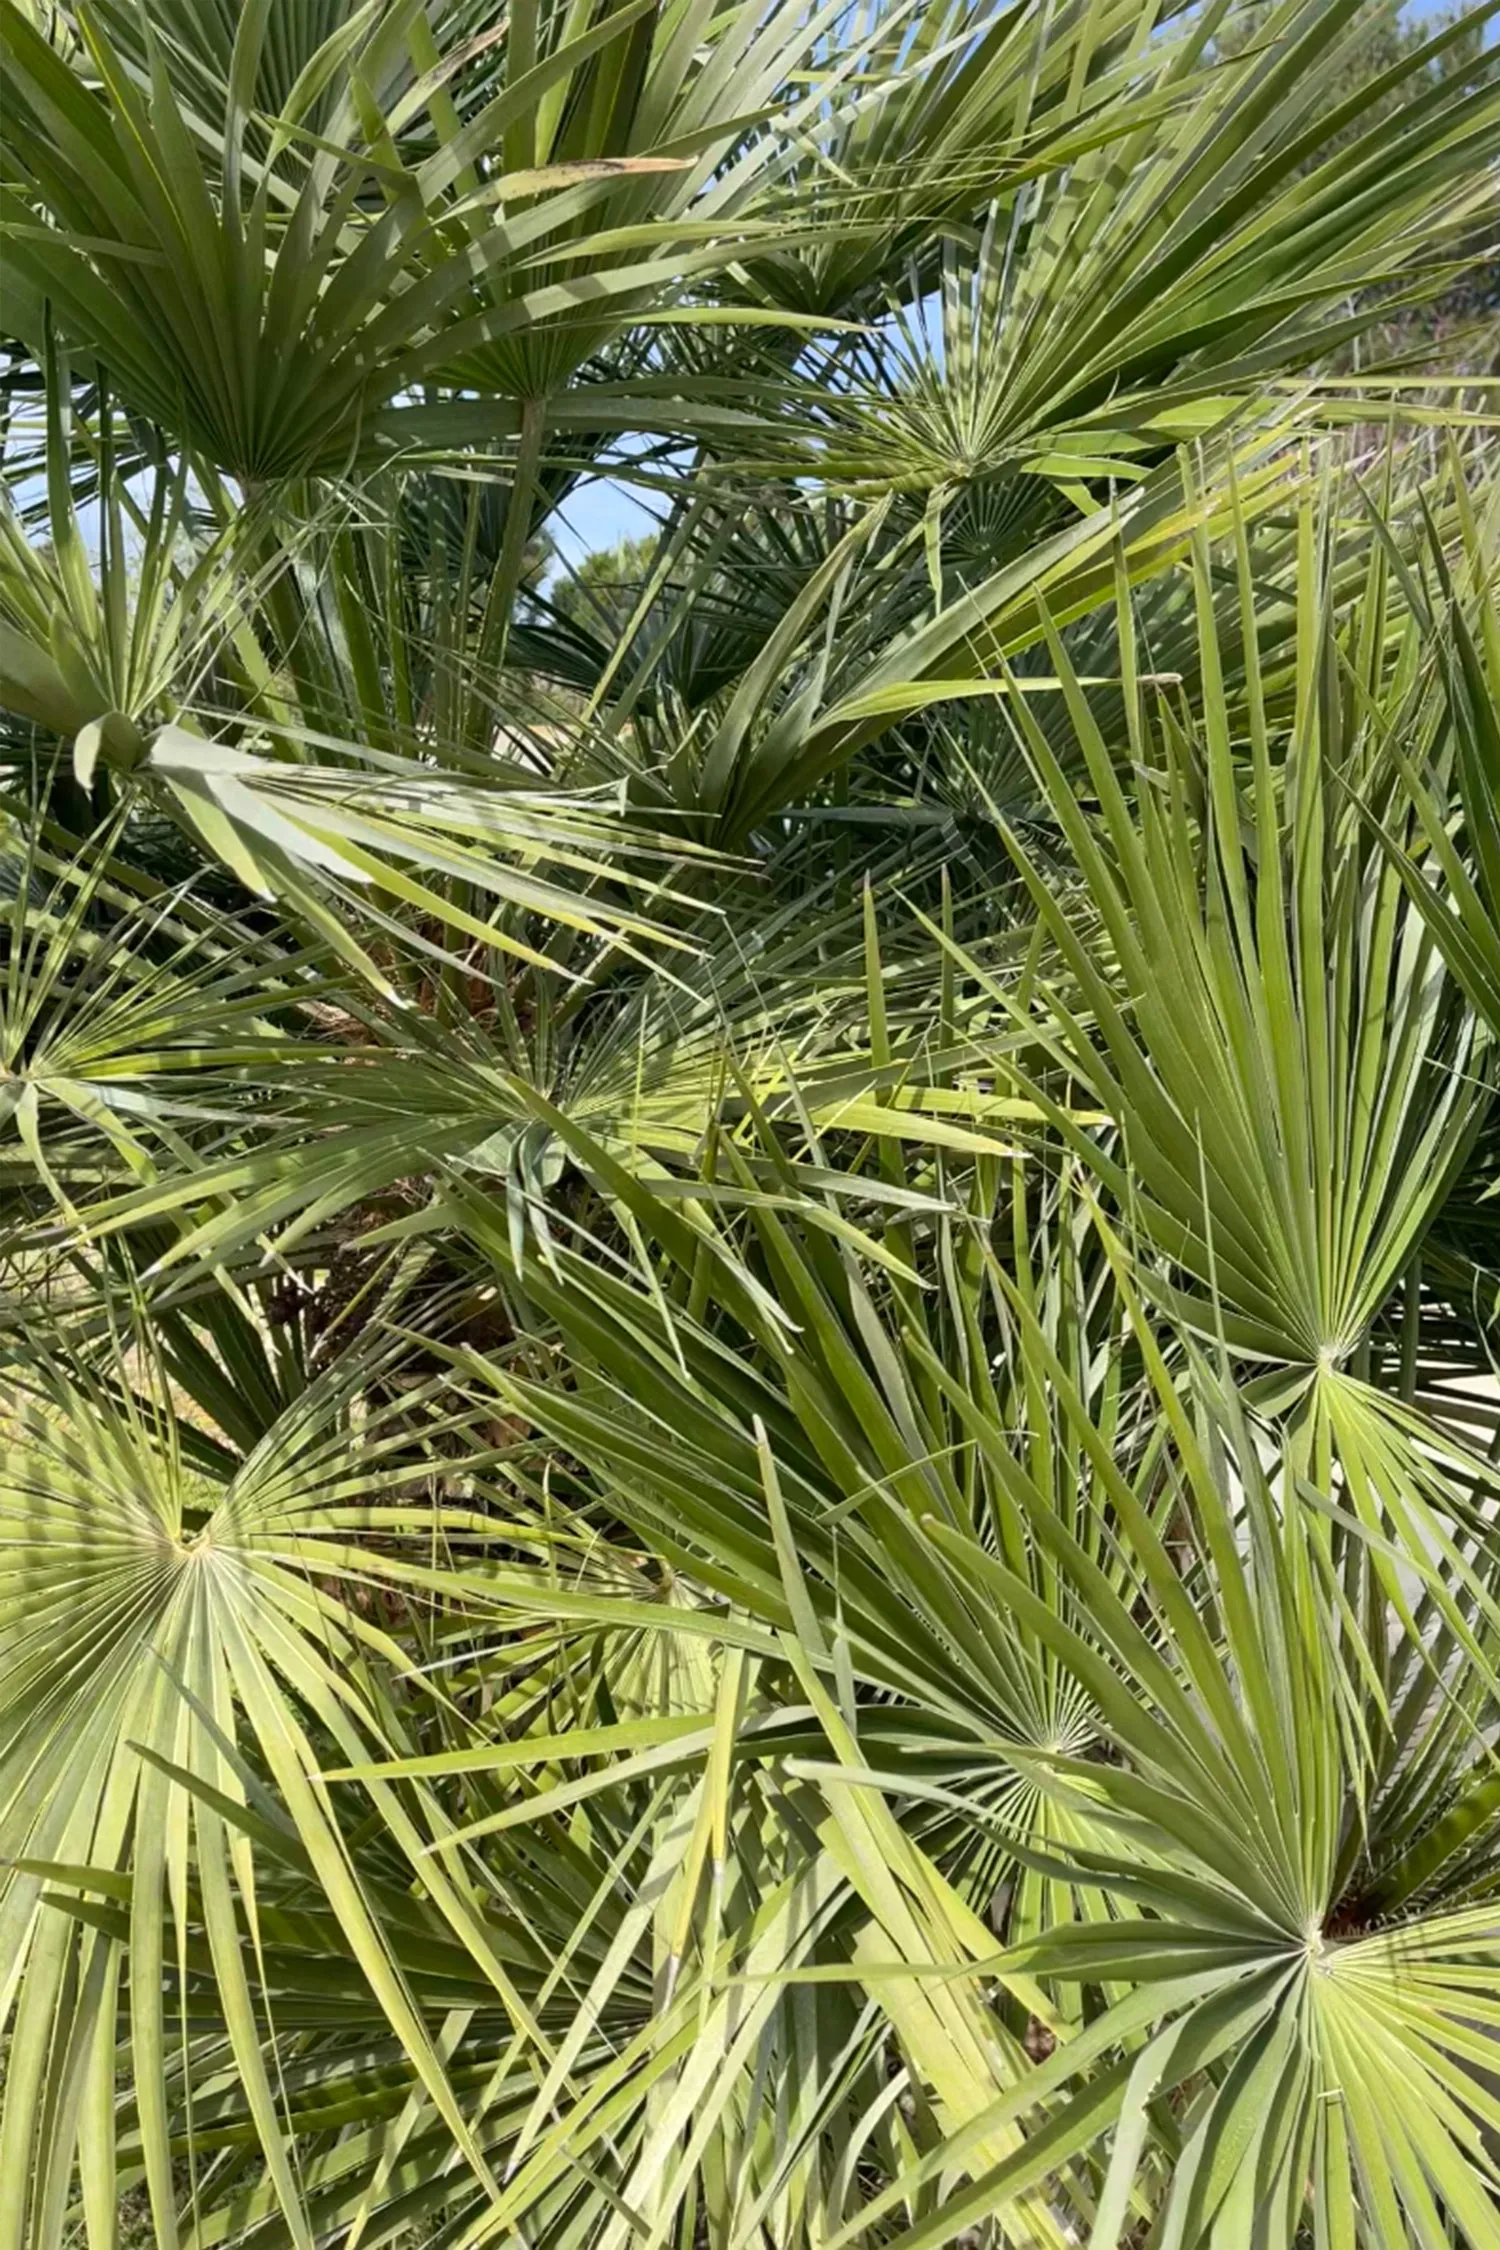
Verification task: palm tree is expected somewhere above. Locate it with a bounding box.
[1,2,1498,2245]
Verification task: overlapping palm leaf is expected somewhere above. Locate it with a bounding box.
[3,0,1500,2244]
[768,0,1500,498]
[0,1340,537,2250]
[833,1277,1500,2248]
[309,1160,1154,2248]
[0,375,733,984]
[329,1143,1500,2246]
[0,0,862,480]
[0,819,329,1219]
[968,474,1493,1389]
[71,833,1054,1277]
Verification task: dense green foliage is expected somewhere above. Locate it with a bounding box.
[1,1,1498,2245]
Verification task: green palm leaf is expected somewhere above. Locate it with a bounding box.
[4,2,1500,2242]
